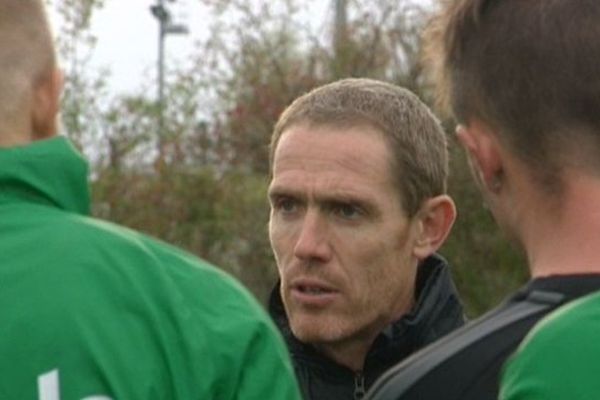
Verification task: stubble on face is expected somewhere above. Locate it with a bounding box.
[268,124,420,359]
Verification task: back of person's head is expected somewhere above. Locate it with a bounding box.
[424,0,600,191]
[270,78,448,217]
[0,0,61,145]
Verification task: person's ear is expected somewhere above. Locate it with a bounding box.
[412,194,457,260]
[456,120,503,193]
[32,68,63,139]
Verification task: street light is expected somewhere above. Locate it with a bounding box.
[150,0,189,154]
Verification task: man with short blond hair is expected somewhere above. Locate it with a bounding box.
[0,1,301,399]
[267,78,464,399]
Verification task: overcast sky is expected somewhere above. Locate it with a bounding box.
[49,0,331,96]
[49,0,212,95]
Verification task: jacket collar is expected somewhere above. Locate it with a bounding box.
[269,254,464,378]
[0,136,90,215]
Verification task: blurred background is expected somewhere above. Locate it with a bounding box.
[47,0,528,317]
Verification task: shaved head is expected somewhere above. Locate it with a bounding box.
[0,0,59,144]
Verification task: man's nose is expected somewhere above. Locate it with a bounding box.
[293,210,331,264]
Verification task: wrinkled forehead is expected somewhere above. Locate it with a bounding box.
[274,117,389,157]
[274,121,417,216]
[272,123,397,188]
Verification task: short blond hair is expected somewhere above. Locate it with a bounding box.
[0,0,56,129]
[270,78,448,216]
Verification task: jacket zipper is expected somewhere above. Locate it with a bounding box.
[354,372,366,400]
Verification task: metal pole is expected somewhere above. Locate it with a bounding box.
[158,0,165,149]
[150,0,188,159]
[334,0,347,55]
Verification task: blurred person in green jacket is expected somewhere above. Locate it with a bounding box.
[0,1,301,399]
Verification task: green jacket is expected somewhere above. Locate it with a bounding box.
[500,290,600,400]
[0,137,301,400]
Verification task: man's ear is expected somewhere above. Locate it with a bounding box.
[456,120,503,192]
[32,68,63,140]
[412,194,457,260]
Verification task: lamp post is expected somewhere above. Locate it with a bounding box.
[150,0,188,156]
[334,0,347,54]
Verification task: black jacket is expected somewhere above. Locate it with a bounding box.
[365,274,600,400]
[268,254,465,400]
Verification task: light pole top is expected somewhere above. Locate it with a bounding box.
[150,0,189,36]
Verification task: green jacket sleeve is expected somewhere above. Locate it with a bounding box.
[233,318,302,400]
[169,249,302,400]
[500,292,600,400]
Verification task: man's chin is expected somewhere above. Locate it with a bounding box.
[289,315,346,344]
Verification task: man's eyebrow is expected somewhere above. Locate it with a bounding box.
[316,190,379,215]
[270,183,378,201]
[323,192,378,211]
[267,185,303,200]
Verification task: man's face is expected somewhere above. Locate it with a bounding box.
[268,124,421,348]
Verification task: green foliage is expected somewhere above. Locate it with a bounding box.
[49,0,108,152]
[54,0,528,316]
[92,162,277,304]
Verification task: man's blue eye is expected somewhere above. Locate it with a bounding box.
[334,204,360,219]
[277,198,297,213]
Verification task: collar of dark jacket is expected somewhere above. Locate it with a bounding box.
[268,253,465,379]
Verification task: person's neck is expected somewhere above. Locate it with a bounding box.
[522,172,600,278]
[312,298,415,372]
[314,334,376,372]
[0,122,32,148]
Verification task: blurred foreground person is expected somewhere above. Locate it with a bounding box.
[267,78,464,399]
[0,1,301,399]
[366,1,600,399]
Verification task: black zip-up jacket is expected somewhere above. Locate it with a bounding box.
[268,254,465,400]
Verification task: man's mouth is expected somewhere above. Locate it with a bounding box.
[296,284,334,295]
[289,279,339,307]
